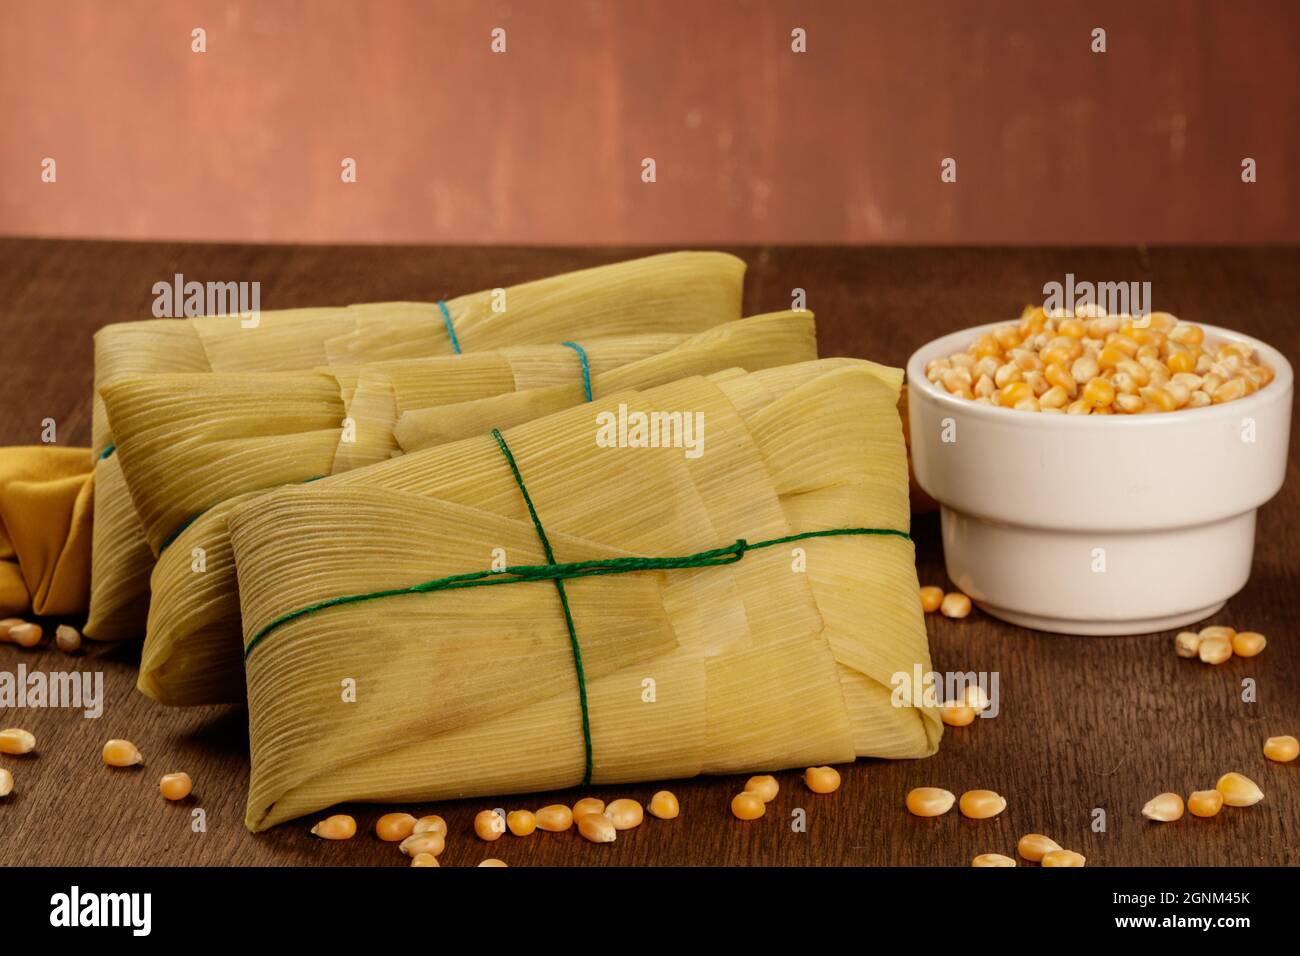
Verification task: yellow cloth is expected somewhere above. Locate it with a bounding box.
[0,447,94,617]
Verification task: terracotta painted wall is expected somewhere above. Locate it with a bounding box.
[0,0,1295,244]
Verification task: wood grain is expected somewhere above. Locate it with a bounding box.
[0,239,1296,866]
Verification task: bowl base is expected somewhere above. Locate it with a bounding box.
[974,600,1226,636]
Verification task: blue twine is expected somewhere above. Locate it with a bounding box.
[561,342,593,402]
[436,301,461,354]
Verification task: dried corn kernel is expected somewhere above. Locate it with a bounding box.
[572,797,605,819]
[8,623,42,648]
[159,772,193,801]
[474,809,506,841]
[0,728,36,755]
[1114,392,1143,413]
[745,775,779,802]
[1040,849,1086,867]
[1044,363,1076,396]
[1174,631,1200,658]
[311,814,357,840]
[972,333,1000,358]
[1263,735,1299,763]
[1198,637,1233,665]
[1215,772,1263,807]
[1213,378,1247,404]
[940,592,972,619]
[1187,789,1223,818]
[606,799,644,830]
[0,768,12,797]
[412,815,447,837]
[401,826,443,857]
[1232,631,1266,657]
[959,790,1007,819]
[410,853,439,867]
[919,586,944,613]
[972,853,1016,867]
[649,790,680,820]
[102,739,142,766]
[578,812,617,843]
[995,363,1023,387]
[1140,386,1176,412]
[906,787,956,817]
[376,812,417,842]
[999,382,1033,407]
[1080,377,1114,407]
[535,804,574,832]
[731,791,766,820]
[54,624,81,654]
[1017,833,1062,862]
[1039,385,1070,409]
[507,809,538,836]
[1141,792,1184,822]
[1071,356,1100,384]
[994,325,1023,349]
[941,703,976,727]
[478,858,508,867]
[804,766,841,794]
[399,831,445,857]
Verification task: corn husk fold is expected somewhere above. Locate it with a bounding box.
[228,359,940,830]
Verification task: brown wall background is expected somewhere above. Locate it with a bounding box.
[1,0,1296,245]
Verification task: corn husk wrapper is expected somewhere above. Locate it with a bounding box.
[228,359,940,830]
[107,334,697,555]
[86,252,745,641]
[393,310,817,452]
[322,252,744,365]
[87,320,210,639]
[116,313,817,705]
[334,334,689,473]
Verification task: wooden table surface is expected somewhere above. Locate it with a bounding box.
[1,239,1296,867]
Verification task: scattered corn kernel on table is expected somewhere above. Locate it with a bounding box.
[1,239,1297,867]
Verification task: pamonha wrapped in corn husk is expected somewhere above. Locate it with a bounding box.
[86,252,745,641]
[227,359,940,830]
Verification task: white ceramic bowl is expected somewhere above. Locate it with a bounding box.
[907,322,1293,635]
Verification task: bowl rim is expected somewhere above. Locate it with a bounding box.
[906,320,1294,427]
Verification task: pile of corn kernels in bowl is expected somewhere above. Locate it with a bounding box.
[924,308,1275,414]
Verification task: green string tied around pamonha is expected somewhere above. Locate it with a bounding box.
[241,427,911,786]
